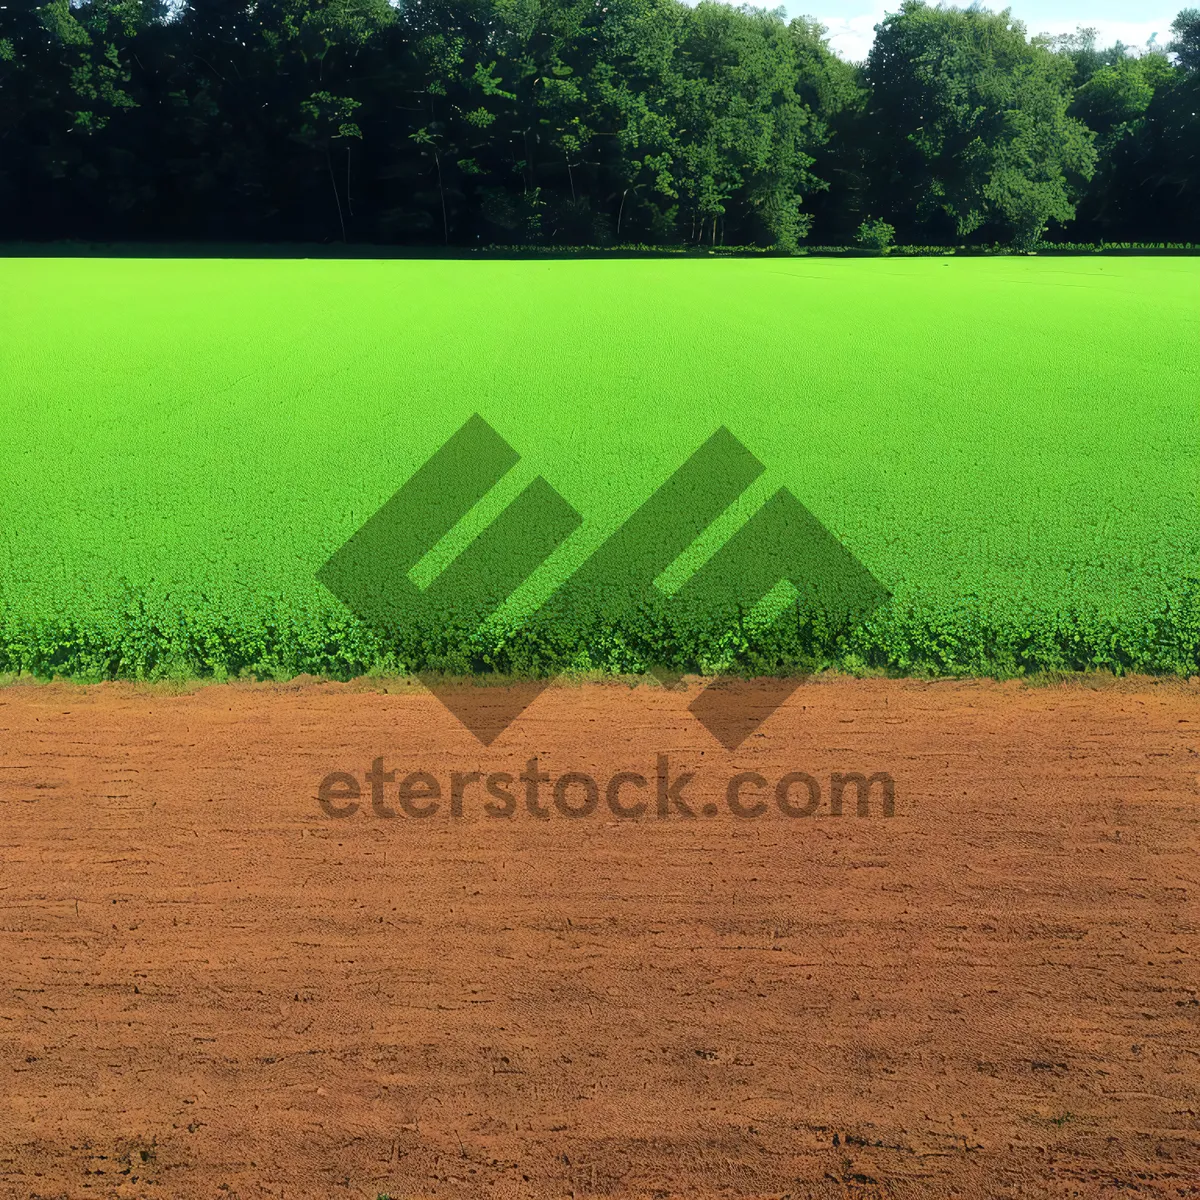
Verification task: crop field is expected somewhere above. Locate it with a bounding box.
[1,255,1197,681]
[3,254,1200,1198]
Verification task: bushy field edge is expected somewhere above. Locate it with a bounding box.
[1,241,1196,259]
[2,585,1197,685]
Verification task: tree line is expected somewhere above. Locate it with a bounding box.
[1,0,1197,249]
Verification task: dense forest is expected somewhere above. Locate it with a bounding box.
[0,0,1197,249]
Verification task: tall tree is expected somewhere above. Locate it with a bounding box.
[865,1,1097,247]
[0,0,153,238]
[0,0,1193,247]
[1168,8,1200,72]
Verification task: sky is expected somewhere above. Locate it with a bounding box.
[731,1,1180,62]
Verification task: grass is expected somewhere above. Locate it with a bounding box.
[1,255,1196,681]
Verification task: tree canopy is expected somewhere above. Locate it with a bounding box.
[0,0,1195,247]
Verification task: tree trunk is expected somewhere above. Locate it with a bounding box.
[616,188,629,239]
[524,128,535,187]
[513,138,527,191]
[435,150,448,245]
[327,146,346,242]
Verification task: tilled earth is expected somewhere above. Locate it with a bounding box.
[0,674,1197,1199]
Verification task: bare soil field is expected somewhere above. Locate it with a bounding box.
[0,675,1197,1200]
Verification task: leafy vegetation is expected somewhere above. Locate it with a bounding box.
[855,218,895,253]
[1,256,1196,683]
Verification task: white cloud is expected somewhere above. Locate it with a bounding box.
[815,11,886,62]
[1021,17,1176,51]
[805,10,1177,63]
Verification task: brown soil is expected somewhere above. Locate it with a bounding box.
[1,675,1198,1200]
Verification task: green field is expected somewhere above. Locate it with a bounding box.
[1,256,1197,680]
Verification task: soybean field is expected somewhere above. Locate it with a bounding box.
[1,255,1196,680]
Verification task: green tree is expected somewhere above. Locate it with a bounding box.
[0,0,155,237]
[1058,24,1189,242]
[0,0,1190,247]
[642,2,832,249]
[584,0,689,243]
[866,1,1097,248]
[1070,53,1174,156]
[1168,7,1200,72]
[1125,52,1200,237]
[1048,26,1139,87]
[855,214,894,251]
